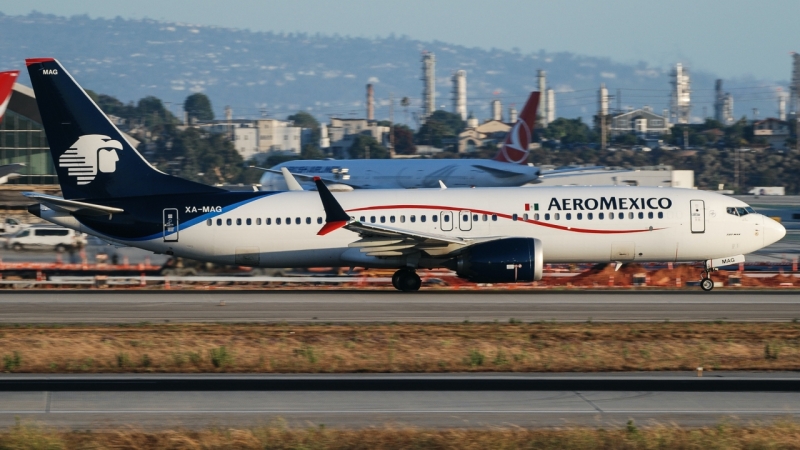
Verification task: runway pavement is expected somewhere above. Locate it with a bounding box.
[2,374,799,429]
[1,290,799,323]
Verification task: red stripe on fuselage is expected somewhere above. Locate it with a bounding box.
[346,204,662,234]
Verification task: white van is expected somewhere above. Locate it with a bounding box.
[0,218,26,234]
[5,226,87,252]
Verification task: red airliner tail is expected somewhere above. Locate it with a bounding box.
[0,71,20,123]
[493,91,540,165]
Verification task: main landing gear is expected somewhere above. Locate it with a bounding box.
[699,263,718,292]
[392,268,421,292]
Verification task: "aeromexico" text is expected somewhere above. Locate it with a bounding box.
[547,197,673,211]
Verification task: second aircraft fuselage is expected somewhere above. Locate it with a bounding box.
[260,159,541,190]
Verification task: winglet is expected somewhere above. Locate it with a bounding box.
[314,176,351,235]
[281,167,304,191]
[438,180,447,189]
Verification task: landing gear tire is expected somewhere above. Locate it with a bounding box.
[393,269,421,292]
[700,278,714,292]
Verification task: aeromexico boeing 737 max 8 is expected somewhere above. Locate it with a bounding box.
[23,58,786,291]
[257,92,601,191]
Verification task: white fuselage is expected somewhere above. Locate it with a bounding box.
[41,186,783,269]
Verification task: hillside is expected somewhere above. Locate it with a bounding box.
[0,12,783,125]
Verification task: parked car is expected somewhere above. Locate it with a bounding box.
[0,217,26,234]
[5,225,87,251]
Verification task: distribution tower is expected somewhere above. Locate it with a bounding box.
[366,84,374,121]
[670,63,691,124]
[421,52,436,121]
[451,70,467,121]
[537,70,548,127]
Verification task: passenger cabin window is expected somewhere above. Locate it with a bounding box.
[207,219,212,226]
[577,213,583,220]
[400,216,406,223]
[618,213,624,219]
[267,218,272,225]
[295,217,301,225]
[648,212,653,219]
[534,213,540,220]
[554,213,560,220]
[566,213,572,220]
[472,214,479,221]
[442,215,448,223]
[411,215,416,223]
[226,219,232,226]
[587,213,593,220]
[236,218,242,226]
[317,217,323,224]
[482,214,488,221]
[370,216,376,223]
[306,217,311,224]
[638,212,644,219]
[544,213,550,220]
[217,219,222,226]
[246,218,252,225]
[276,218,281,225]
[512,214,518,221]
[380,216,386,223]
[491,214,498,221]
[256,218,262,225]
[658,212,664,219]
[360,216,366,222]
[628,212,634,219]
[432,215,438,223]
[421,215,427,223]
[390,216,396,223]
[599,212,604,220]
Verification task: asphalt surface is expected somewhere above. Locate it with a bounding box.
[1,290,799,323]
[2,374,799,429]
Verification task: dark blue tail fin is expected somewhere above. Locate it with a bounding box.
[26,58,222,200]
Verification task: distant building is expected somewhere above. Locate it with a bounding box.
[458,119,512,153]
[256,119,303,155]
[753,118,790,149]
[327,118,390,157]
[609,107,671,138]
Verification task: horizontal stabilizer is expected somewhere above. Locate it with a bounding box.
[23,192,123,217]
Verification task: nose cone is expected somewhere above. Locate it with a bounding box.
[763,216,786,247]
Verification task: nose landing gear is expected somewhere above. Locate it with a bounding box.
[392,268,421,292]
[699,263,718,292]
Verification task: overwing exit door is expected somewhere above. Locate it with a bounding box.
[690,200,705,233]
[163,208,179,242]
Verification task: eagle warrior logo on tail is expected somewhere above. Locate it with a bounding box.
[58,135,123,185]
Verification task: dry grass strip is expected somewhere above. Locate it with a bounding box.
[3,419,800,449]
[1,322,800,373]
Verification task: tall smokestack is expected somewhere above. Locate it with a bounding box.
[491,99,502,121]
[452,70,467,120]
[366,84,374,121]
[508,106,517,123]
[421,52,436,120]
[537,70,548,127]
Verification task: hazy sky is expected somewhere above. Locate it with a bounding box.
[4,0,798,81]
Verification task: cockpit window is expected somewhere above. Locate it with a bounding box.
[727,206,756,217]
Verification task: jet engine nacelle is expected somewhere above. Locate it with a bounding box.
[453,237,543,283]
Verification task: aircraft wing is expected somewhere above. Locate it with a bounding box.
[471,164,533,179]
[312,177,501,257]
[23,192,124,218]
[251,166,365,189]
